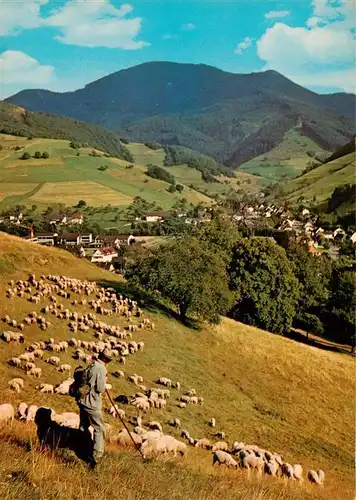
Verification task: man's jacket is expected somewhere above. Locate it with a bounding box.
[79,360,107,410]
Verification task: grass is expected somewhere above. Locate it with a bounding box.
[0,136,212,211]
[281,152,355,204]
[239,127,328,182]
[0,232,354,499]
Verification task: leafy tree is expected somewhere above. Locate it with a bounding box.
[198,214,239,263]
[168,184,176,193]
[126,238,232,323]
[176,183,184,193]
[327,259,356,352]
[76,200,87,208]
[144,141,161,150]
[98,165,109,171]
[228,238,300,334]
[295,312,324,341]
[34,151,42,158]
[42,151,49,158]
[146,164,176,184]
[20,152,30,160]
[286,242,331,312]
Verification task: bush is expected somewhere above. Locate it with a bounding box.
[42,151,49,159]
[168,184,176,193]
[176,184,184,193]
[120,137,129,144]
[126,164,134,169]
[144,142,162,150]
[147,164,176,185]
[98,165,109,171]
[20,152,30,160]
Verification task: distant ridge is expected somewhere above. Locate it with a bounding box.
[6,61,355,168]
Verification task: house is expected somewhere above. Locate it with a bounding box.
[103,234,135,247]
[48,213,67,226]
[91,247,118,264]
[141,211,171,223]
[36,232,57,246]
[68,213,84,225]
[59,233,81,246]
[80,233,93,245]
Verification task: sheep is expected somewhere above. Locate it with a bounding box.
[147,421,163,432]
[8,380,21,393]
[33,349,44,359]
[197,397,204,405]
[157,377,172,388]
[293,464,303,481]
[317,470,325,484]
[57,364,71,373]
[308,470,322,484]
[213,450,238,469]
[241,455,264,474]
[113,370,125,379]
[281,462,295,479]
[107,405,126,419]
[209,417,216,428]
[154,398,167,410]
[54,379,74,395]
[172,381,180,390]
[27,366,42,378]
[180,429,190,439]
[212,441,228,452]
[180,395,191,404]
[178,402,187,408]
[169,417,181,428]
[165,437,187,457]
[8,357,22,368]
[26,405,39,422]
[216,431,225,440]
[37,384,54,394]
[140,430,163,442]
[132,397,150,413]
[140,436,168,458]
[112,429,142,448]
[265,460,279,476]
[195,438,212,450]
[17,402,28,420]
[0,404,14,425]
[46,356,61,366]
[19,352,35,363]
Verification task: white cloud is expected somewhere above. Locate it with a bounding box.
[257,0,355,93]
[0,0,48,35]
[0,50,54,85]
[45,1,149,49]
[181,23,196,31]
[234,37,254,55]
[265,10,290,20]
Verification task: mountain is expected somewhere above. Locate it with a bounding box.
[0,101,132,161]
[7,62,355,168]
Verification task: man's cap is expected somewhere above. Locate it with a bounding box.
[98,348,113,363]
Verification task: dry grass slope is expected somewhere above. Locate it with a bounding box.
[0,233,354,500]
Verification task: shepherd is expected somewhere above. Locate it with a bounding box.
[70,349,113,468]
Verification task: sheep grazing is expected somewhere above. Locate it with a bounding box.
[46,356,61,366]
[57,364,71,373]
[17,402,28,420]
[37,384,54,394]
[293,464,303,481]
[195,438,212,450]
[209,417,216,428]
[216,431,225,440]
[265,460,279,476]
[241,455,264,474]
[106,405,125,419]
[8,357,22,368]
[281,462,295,479]
[55,379,74,395]
[147,421,163,432]
[0,404,14,425]
[212,441,228,452]
[157,377,172,388]
[169,417,181,428]
[180,429,190,440]
[27,367,42,378]
[8,378,24,393]
[213,450,238,469]
[308,470,325,485]
[111,429,142,448]
[132,397,150,413]
[26,405,39,422]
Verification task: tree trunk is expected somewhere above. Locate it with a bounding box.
[306,330,309,342]
[178,303,188,323]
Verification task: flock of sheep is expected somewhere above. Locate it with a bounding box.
[0,273,325,487]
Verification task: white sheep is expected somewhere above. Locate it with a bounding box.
[241,455,264,473]
[213,450,238,469]
[132,397,150,413]
[216,431,225,439]
[54,379,74,395]
[27,367,42,378]
[112,429,142,448]
[195,438,212,450]
[57,364,71,373]
[147,421,163,432]
[17,402,28,420]
[212,441,228,452]
[26,405,38,422]
[107,405,125,419]
[8,379,23,393]
[46,356,61,366]
[209,417,216,428]
[0,404,14,425]
[37,383,54,394]
[265,460,279,476]
[293,464,303,481]
[281,462,295,479]
[8,357,22,368]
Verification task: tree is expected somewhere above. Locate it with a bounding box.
[198,214,239,263]
[228,238,300,334]
[328,259,356,352]
[98,165,108,171]
[147,164,176,184]
[176,184,184,193]
[286,242,331,312]
[34,151,42,158]
[42,151,49,158]
[20,152,30,160]
[126,238,232,323]
[168,184,176,193]
[76,200,87,208]
[296,312,324,341]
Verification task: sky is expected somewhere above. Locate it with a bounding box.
[0,0,355,99]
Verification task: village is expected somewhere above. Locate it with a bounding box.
[0,200,354,272]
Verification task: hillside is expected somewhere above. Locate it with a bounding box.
[6,62,354,170]
[239,126,330,182]
[279,151,355,205]
[0,101,132,161]
[0,232,354,500]
[0,135,217,212]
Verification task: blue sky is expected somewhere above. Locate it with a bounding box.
[1,0,355,98]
